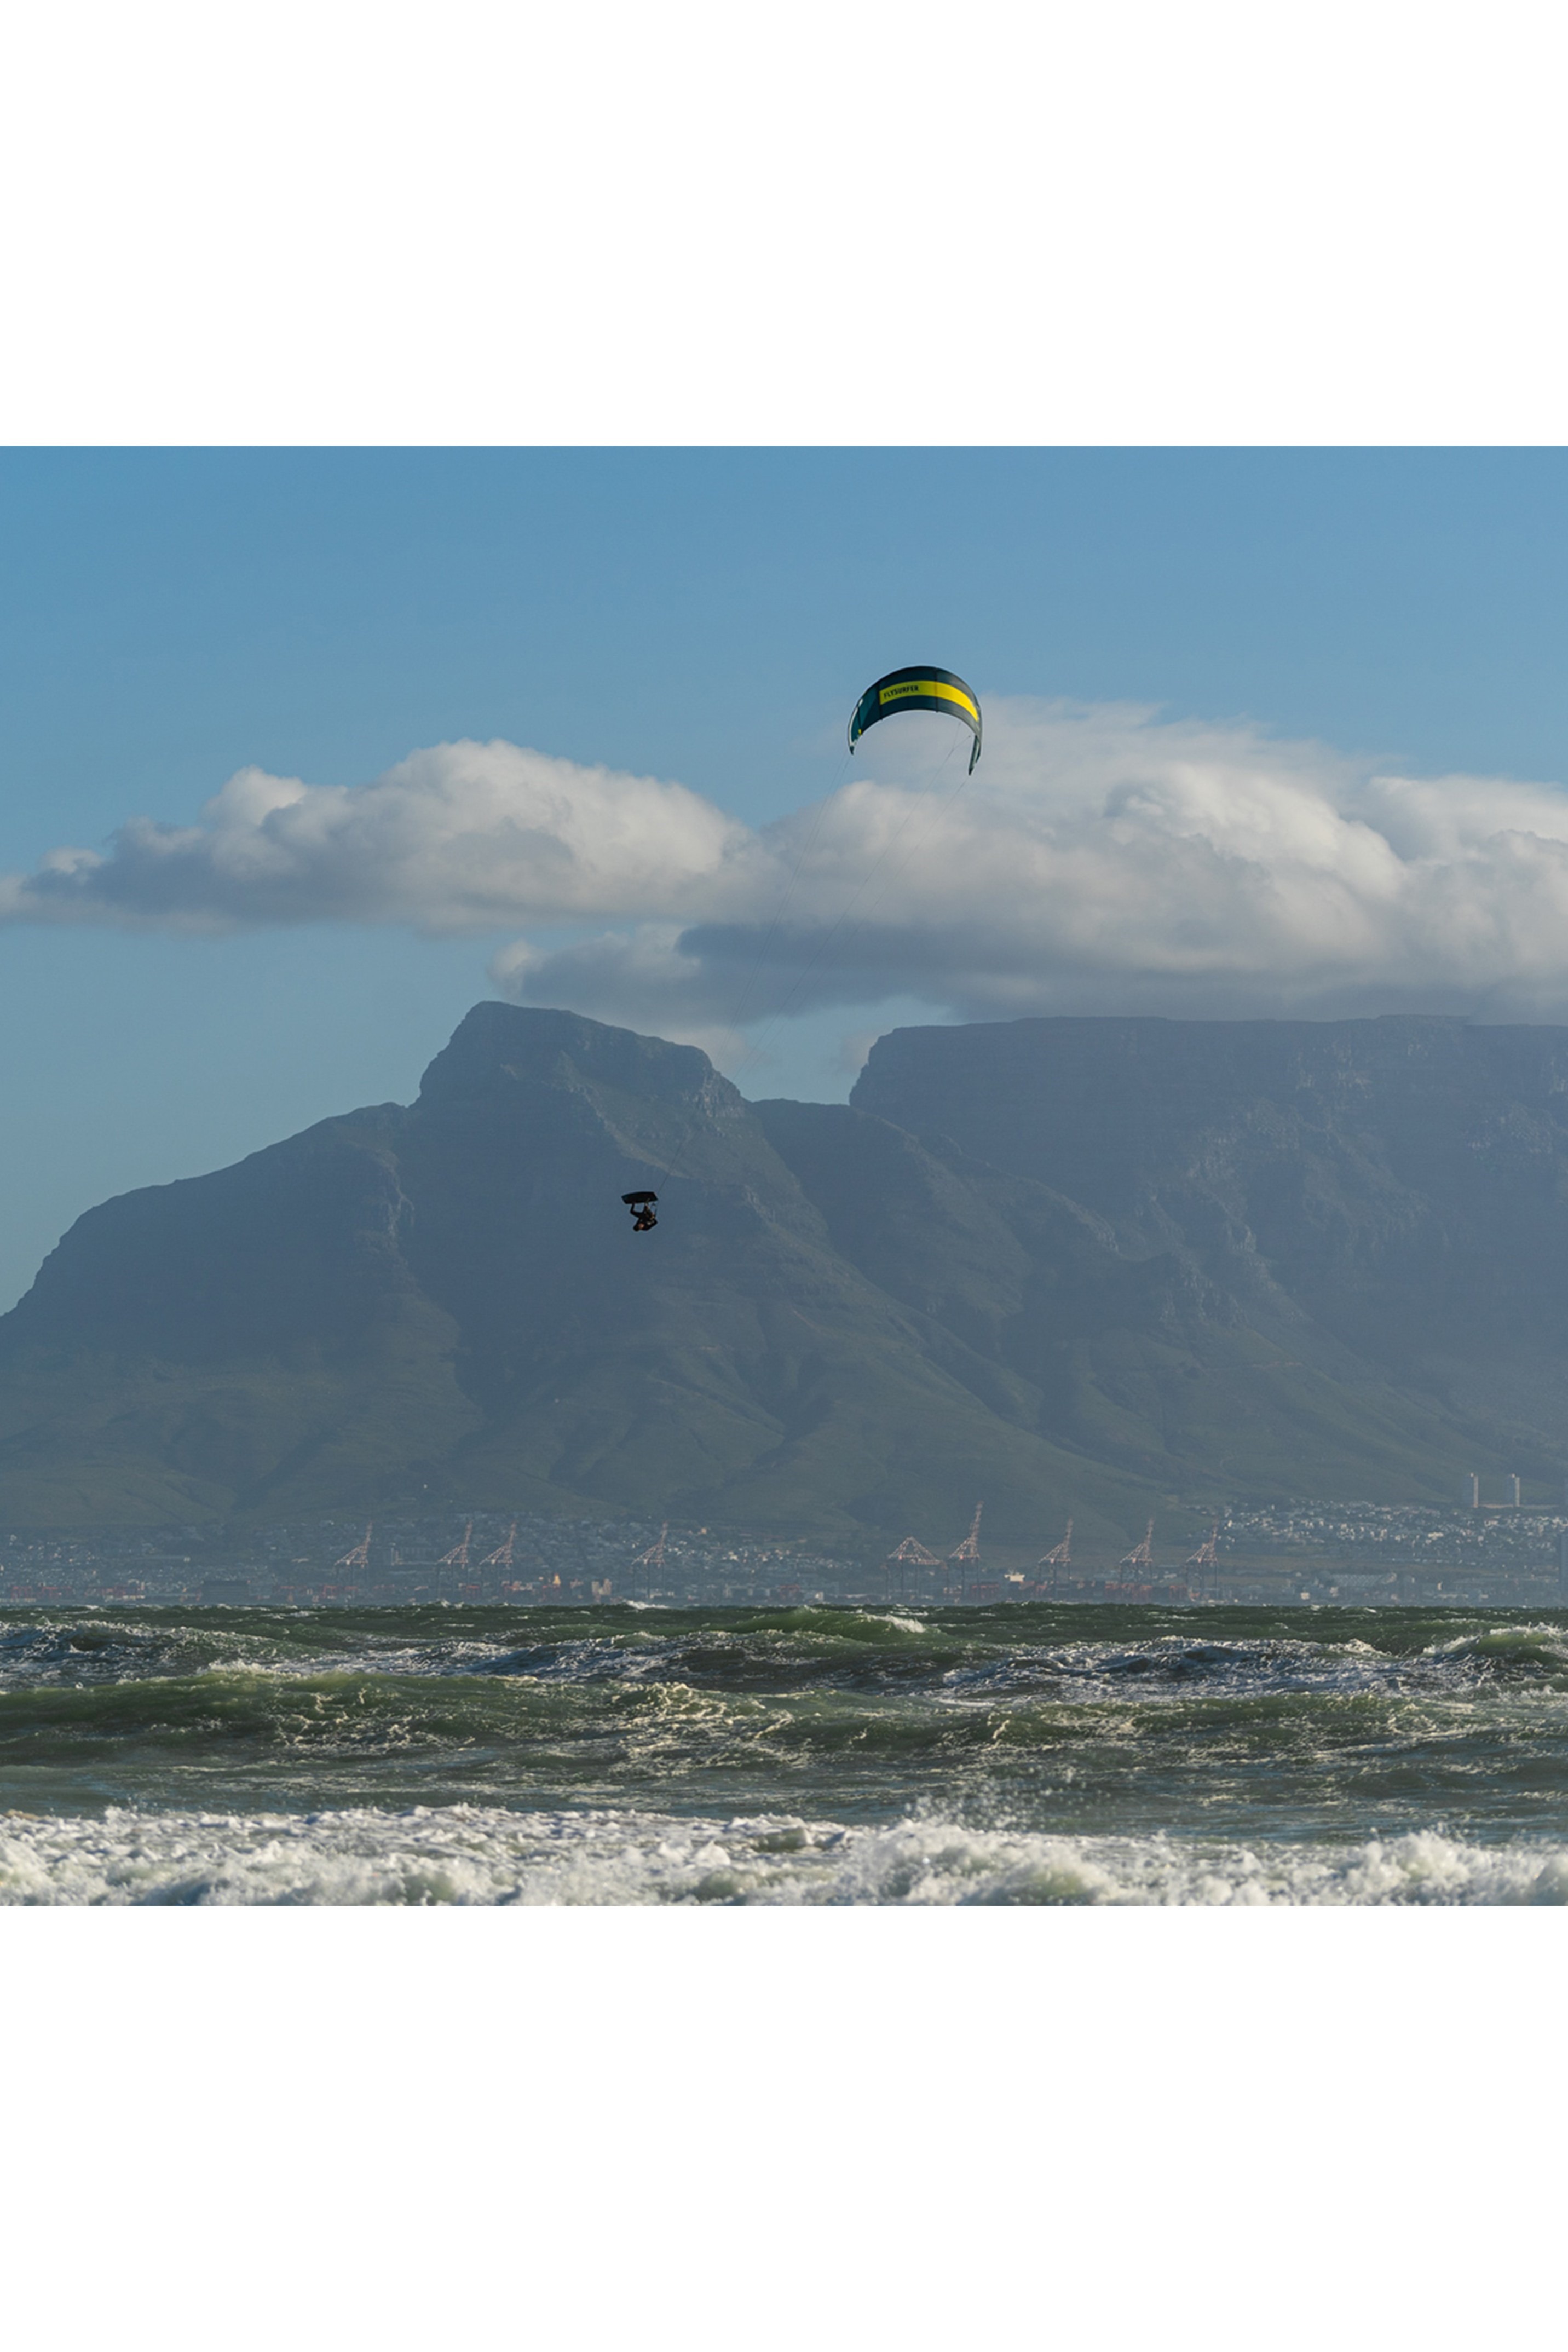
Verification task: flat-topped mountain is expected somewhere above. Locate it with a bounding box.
[0,1004,1560,1537]
[854,1014,1568,1465]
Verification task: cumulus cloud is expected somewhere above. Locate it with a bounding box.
[12,702,1568,1031]
[0,740,748,933]
[498,700,1568,1029]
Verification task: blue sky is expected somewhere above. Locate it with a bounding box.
[6,445,1568,1308]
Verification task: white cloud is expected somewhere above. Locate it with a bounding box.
[0,739,748,933]
[498,700,1568,1029]
[13,702,1568,1033]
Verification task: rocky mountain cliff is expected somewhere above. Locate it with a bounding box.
[0,1004,1558,1537]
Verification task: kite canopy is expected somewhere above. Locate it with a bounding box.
[848,666,982,773]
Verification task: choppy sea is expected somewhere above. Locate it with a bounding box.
[2,1599,1567,1904]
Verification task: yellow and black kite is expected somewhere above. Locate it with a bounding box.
[847,666,982,773]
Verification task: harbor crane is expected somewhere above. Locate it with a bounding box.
[333,1523,373,1582]
[1037,1519,1073,1594]
[885,1536,942,1598]
[479,1520,518,1575]
[1117,1519,1156,1576]
[1185,1522,1219,1600]
[437,1521,473,1596]
[948,1502,983,1598]
[477,1519,518,1598]
[631,1523,668,1597]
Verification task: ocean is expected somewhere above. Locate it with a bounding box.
[2,1598,1567,1904]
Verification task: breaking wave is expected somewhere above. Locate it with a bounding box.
[1,1803,1564,1906]
[3,1599,1567,1899]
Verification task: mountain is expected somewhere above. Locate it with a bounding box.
[853,1013,1568,1500]
[0,1004,1560,1540]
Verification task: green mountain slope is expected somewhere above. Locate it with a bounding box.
[0,1008,1143,1537]
[0,1005,1555,1537]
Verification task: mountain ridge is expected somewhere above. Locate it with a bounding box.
[0,1004,1561,1537]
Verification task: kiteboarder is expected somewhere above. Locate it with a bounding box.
[622,1190,659,1232]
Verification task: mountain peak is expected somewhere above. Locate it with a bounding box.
[416,1000,729,1112]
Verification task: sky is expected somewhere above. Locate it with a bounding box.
[8,446,1568,1306]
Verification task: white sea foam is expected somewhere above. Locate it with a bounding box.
[2,1805,1565,1906]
